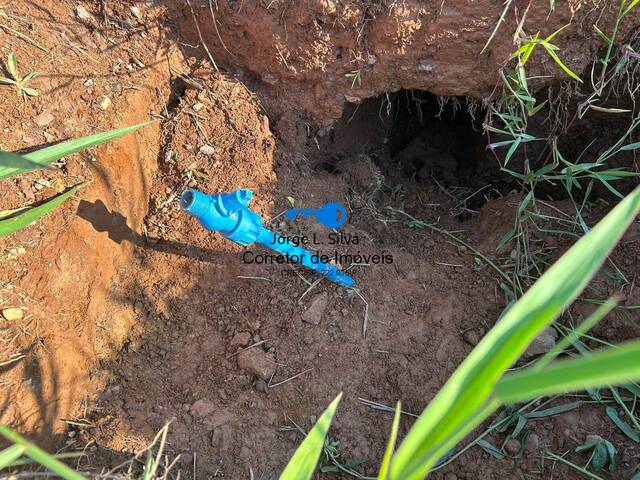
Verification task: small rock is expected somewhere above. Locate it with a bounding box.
[192,102,205,112]
[317,125,332,137]
[191,399,215,417]
[462,329,481,346]
[96,95,111,110]
[129,5,142,19]
[34,110,54,127]
[75,4,91,20]
[526,433,540,453]
[237,348,276,380]
[17,178,35,202]
[50,178,65,193]
[504,438,521,455]
[302,292,328,325]
[418,60,435,72]
[229,331,251,351]
[444,473,457,480]
[367,54,377,65]
[2,308,23,321]
[84,78,94,87]
[199,145,215,156]
[254,379,267,392]
[524,327,557,357]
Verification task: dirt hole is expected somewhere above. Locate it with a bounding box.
[312,90,505,218]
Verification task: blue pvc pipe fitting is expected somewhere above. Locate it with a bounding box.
[180,189,355,288]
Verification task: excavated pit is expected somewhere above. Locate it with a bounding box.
[1,1,639,479]
[311,90,507,220]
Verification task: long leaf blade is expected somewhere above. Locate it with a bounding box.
[390,187,640,479]
[377,402,402,480]
[0,184,85,238]
[495,340,640,403]
[0,122,152,180]
[605,406,640,442]
[0,424,87,480]
[0,151,49,179]
[0,444,25,469]
[279,393,342,480]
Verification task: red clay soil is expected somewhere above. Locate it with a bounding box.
[174,0,638,124]
[0,1,639,480]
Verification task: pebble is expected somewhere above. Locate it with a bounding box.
[192,102,205,112]
[84,78,94,87]
[75,4,91,20]
[524,327,557,357]
[504,438,521,455]
[129,5,142,19]
[191,399,215,417]
[254,379,267,392]
[462,328,482,346]
[237,348,276,380]
[526,433,540,453]
[199,145,215,156]
[302,292,328,325]
[229,331,251,351]
[96,95,111,110]
[34,110,54,127]
[2,308,23,321]
[444,473,457,480]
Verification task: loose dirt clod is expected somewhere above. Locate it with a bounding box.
[302,292,328,325]
[198,144,215,156]
[34,110,54,127]
[524,327,557,357]
[191,399,216,417]
[229,331,251,351]
[505,438,521,455]
[237,348,276,380]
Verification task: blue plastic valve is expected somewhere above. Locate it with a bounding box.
[180,189,355,288]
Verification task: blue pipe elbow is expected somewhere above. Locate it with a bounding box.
[180,189,356,288]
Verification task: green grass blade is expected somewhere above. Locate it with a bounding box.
[624,0,639,14]
[142,450,154,480]
[605,406,640,442]
[0,183,85,238]
[377,402,401,480]
[495,340,640,403]
[6,452,85,469]
[0,444,26,469]
[0,151,49,179]
[7,53,18,79]
[389,187,640,480]
[279,393,342,480]
[0,121,152,180]
[0,425,87,480]
[544,24,570,42]
[541,42,583,83]
[593,25,612,45]
[533,297,618,371]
